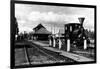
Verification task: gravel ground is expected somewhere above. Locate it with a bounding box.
[15,48,28,66]
[15,43,75,66]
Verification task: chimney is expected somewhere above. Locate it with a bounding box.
[78,17,85,27]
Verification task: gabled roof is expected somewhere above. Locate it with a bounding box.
[33,23,45,31]
[33,23,51,34]
[34,27,52,34]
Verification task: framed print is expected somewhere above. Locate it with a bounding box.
[11,0,96,69]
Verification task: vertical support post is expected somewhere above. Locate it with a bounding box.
[15,35,18,40]
[59,38,62,49]
[67,39,70,52]
[31,36,33,40]
[84,39,87,49]
[49,39,52,46]
[53,38,56,47]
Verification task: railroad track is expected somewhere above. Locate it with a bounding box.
[15,40,75,67]
[17,41,61,65]
[29,41,59,61]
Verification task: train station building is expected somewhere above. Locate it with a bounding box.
[32,23,52,40]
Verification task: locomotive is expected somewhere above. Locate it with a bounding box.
[64,18,90,49]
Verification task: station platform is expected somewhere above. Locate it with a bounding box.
[28,40,94,62]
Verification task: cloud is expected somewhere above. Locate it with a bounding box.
[28,11,64,22]
[28,11,84,23]
[15,4,94,33]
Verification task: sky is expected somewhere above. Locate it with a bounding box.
[15,3,94,34]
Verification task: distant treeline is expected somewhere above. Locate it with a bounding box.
[85,29,94,39]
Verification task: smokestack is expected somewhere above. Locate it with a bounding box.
[78,17,85,27]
